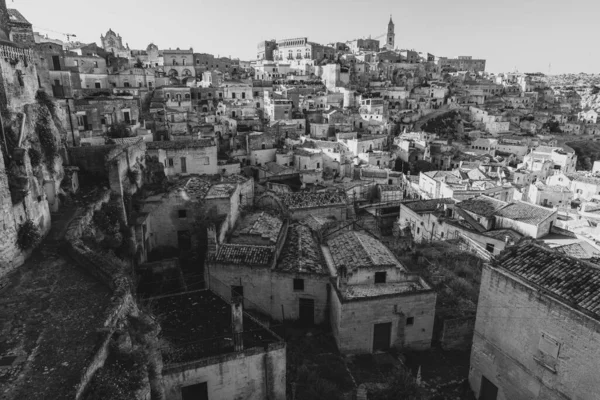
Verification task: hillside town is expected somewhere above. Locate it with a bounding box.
[1,3,600,400]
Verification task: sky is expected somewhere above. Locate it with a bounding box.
[10,0,600,74]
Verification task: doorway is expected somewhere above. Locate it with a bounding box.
[373,322,392,352]
[299,298,314,326]
[479,376,498,400]
[52,55,61,71]
[181,382,208,400]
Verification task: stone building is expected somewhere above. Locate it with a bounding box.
[146,139,218,177]
[257,40,277,61]
[7,8,34,45]
[163,48,194,82]
[326,231,436,354]
[207,213,331,325]
[100,29,131,59]
[155,290,286,400]
[470,242,600,400]
[73,96,140,140]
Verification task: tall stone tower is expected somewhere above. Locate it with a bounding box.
[386,15,395,51]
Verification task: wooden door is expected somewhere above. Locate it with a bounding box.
[373,322,392,352]
[480,376,498,400]
[299,298,314,326]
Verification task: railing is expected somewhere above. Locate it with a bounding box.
[453,232,493,262]
[0,43,33,62]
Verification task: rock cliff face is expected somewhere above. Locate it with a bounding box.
[0,41,67,276]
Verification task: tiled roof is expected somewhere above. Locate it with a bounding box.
[233,212,283,245]
[205,183,237,199]
[328,231,402,270]
[361,169,388,179]
[302,215,336,232]
[495,243,600,317]
[276,224,327,274]
[482,229,523,243]
[403,198,455,212]
[457,195,508,217]
[494,201,556,225]
[534,182,571,193]
[279,191,347,210]
[146,139,215,150]
[379,184,403,192]
[7,9,30,25]
[341,281,430,299]
[565,173,600,186]
[554,241,600,259]
[213,244,275,266]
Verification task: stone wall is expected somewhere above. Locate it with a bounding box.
[162,343,286,400]
[331,288,436,354]
[207,261,330,324]
[469,264,600,400]
[440,316,475,351]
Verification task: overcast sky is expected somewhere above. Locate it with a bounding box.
[12,0,599,74]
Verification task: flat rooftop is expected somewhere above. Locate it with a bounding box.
[150,290,281,365]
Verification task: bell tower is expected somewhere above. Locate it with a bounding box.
[386,15,395,51]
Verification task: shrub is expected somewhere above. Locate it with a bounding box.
[107,122,133,139]
[17,219,41,251]
[28,147,41,168]
[448,276,473,299]
[93,198,123,234]
[35,111,58,171]
[127,169,139,184]
[84,347,146,400]
[35,90,56,116]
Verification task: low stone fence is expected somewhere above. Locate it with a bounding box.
[61,188,142,399]
[440,315,476,351]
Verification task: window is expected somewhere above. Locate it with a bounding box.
[254,91,259,97]
[486,243,495,253]
[167,158,174,167]
[293,278,304,291]
[317,162,320,168]
[124,82,130,88]
[178,210,187,218]
[242,92,246,99]
[416,228,420,234]
[406,317,414,326]
[231,285,244,299]
[95,82,101,89]
[232,92,236,99]
[374,271,387,284]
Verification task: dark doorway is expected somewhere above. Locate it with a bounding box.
[177,230,191,251]
[373,322,392,352]
[181,157,187,173]
[52,55,61,71]
[479,376,498,400]
[231,285,244,299]
[123,111,131,124]
[299,298,314,326]
[181,382,208,400]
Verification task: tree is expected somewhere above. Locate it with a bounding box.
[133,58,144,69]
[107,122,133,138]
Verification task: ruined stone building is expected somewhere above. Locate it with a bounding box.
[470,242,600,400]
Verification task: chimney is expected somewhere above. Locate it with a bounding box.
[231,297,244,351]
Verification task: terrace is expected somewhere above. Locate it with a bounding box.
[150,290,282,365]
